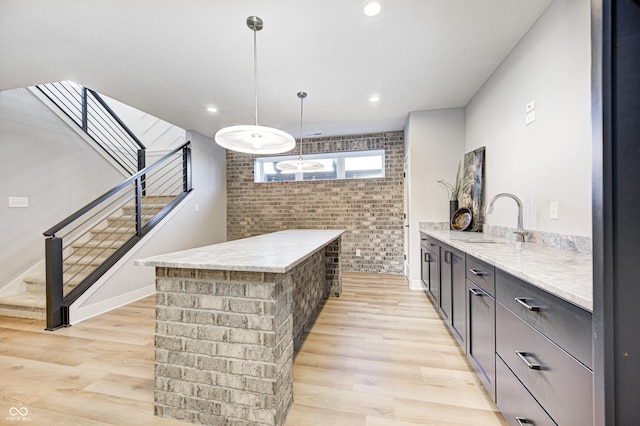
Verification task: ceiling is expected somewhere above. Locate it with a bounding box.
[0,0,553,140]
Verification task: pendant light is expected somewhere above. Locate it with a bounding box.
[214,16,295,154]
[276,92,324,172]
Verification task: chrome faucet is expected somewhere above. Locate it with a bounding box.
[486,193,530,242]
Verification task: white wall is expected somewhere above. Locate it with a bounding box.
[465,0,592,237]
[71,130,227,322]
[405,108,465,288]
[104,94,186,152]
[0,88,123,290]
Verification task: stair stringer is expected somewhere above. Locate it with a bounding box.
[67,191,194,325]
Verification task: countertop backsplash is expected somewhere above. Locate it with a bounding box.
[482,225,592,254]
[419,222,592,254]
[419,222,450,231]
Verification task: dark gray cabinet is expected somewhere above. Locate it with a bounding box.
[420,234,440,304]
[419,232,594,423]
[439,247,452,321]
[420,238,430,291]
[466,258,496,400]
[496,356,555,426]
[440,243,466,347]
[495,271,593,426]
[496,269,592,369]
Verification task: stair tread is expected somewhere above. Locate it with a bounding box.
[0,292,46,309]
[71,240,124,249]
[90,228,136,234]
[107,213,156,220]
[23,273,89,286]
[65,254,112,265]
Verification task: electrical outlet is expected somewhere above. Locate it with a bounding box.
[549,201,559,220]
[195,204,200,212]
[8,196,29,208]
[356,249,361,256]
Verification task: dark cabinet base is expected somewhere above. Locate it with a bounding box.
[496,355,555,426]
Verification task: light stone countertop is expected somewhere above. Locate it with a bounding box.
[420,227,593,312]
[135,229,345,273]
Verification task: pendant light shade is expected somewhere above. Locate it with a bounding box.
[214,16,295,154]
[215,125,296,154]
[276,92,324,172]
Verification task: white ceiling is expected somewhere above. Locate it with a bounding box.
[0,0,553,139]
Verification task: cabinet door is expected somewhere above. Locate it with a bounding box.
[428,247,439,304]
[420,244,430,291]
[439,247,452,321]
[450,248,466,348]
[466,279,496,400]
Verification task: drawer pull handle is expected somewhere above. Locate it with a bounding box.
[469,288,484,297]
[468,268,486,276]
[515,297,542,311]
[515,351,542,370]
[515,417,531,425]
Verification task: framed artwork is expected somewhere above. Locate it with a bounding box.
[460,147,486,232]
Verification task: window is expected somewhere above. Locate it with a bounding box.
[254,150,385,183]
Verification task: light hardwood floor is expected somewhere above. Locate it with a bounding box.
[0,272,505,425]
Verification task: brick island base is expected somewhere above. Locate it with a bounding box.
[149,235,341,426]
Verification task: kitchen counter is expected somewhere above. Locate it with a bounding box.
[420,228,593,311]
[134,229,345,272]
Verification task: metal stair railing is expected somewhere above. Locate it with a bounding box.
[36,81,146,176]
[43,142,192,330]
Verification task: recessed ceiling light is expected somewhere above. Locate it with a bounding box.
[207,107,218,113]
[363,1,383,17]
[369,95,381,103]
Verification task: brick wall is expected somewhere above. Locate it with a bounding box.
[226,131,405,275]
[153,239,341,425]
[154,267,294,425]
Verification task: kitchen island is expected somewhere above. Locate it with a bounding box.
[135,229,344,426]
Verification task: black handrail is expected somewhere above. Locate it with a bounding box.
[44,142,190,237]
[87,88,146,150]
[37,82,145,176]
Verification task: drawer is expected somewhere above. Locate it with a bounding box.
[424,235,440,252]
[466,255,495,296]
[496,269,592,369]
[496,303,593,426]
[496,355,555,426]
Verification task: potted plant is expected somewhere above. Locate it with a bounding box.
[438,161,473,228]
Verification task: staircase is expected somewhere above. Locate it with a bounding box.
[0,196,174,320]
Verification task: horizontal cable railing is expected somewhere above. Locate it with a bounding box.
[36,81,146,175]
[44,142,192,330]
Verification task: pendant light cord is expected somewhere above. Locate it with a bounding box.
[299,95,304,156]
[253,26,259,126]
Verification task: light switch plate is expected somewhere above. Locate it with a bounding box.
[549,201,559,220]
[8,196,29,208]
